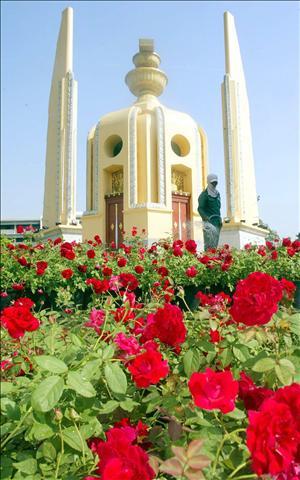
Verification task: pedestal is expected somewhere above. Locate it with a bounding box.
[219,223,267,249]
[41,225,82,243]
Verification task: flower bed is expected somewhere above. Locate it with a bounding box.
[0,232,300,480]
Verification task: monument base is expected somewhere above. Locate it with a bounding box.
[219,223,267,249]
[41,225,82,243]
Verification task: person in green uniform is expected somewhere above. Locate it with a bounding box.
[198,173,222,250]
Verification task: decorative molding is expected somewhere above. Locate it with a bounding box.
[55,80,62,224]
[235,81,246,220]
[129,106,140,207]
[131,202,167,209]
[194,125,201,198]
[223,75,235,219]
[155,106,167,206]
[66,71,75,223]
[93,123,100,213]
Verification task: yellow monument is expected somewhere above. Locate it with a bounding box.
[220,12,267,247]
[82,39,208,246]
[42,7,82,241]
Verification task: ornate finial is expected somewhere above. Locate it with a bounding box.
[125,39,168,100]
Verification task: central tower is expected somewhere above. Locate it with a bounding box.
[82,39,208,246]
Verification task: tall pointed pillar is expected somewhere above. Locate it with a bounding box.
[220,11,266,248]
[42,7,82,241]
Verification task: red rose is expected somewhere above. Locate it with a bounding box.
[292,239,300,252]
[102,266,112,276]
[185,239,197,254]
[14,297,35,309]
[54,237,62,245]
[36,261,48,271]
[128,347,169,388]
[135,265,144,274]
[199,255,210,265]
[78,264,87,273]
[17,256,28,267]
[144,303,186,347]
[282,238,292,247]
[271,250,278,260]
[89,425,155,480]
[229,272,283,326]
[238,372,273,411]
[247,398,299,476]
[173,239,184,248]
[186,266,197,278]
[273,384,300,434]
[7,243,15,250]
[12,283,24,291]
[1,305,40,338]
[173,246,183,257]
[118,273,139,291]
[87,249,96,259]
[16,225,24,234]
[280,278,296,301]
[287,247,295,257]
[117,257,127,267]
[209,329,222,343]
[94,234,102,245]
[36,261,48,276]
[61,268,73,279]
[157,266,169,277]
[86,278,109,294]
[188,368,238,413]
[257,246,266,256]
[60,242,75,260]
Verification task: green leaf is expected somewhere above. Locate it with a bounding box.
[42,441,57,461]
[275,359,296,385]
[62,426,88,452]
[120,398,139,412]
[289,313,300,336]
[80,418,103,439]
[101,344,115,360]
[30,422,54,441]
[71,333,83,346]
[104,363,127,395]
[81,359,103,381]
[183,350,201,377]
[67,371,96,398]
[12,458,37,475]
[31,376,64,412]
[0,382,14,396]
[225,407,246,419]
[233,345,249,363]
[0,456,13,479]
[252,357,276,372]
[220,348,232,367]
[98,400,119,414]
[1,398,21,420]
[33,355,68,374]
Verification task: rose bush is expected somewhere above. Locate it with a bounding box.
[0,231,299,479]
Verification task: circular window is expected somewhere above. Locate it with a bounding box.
[171,134,190,157]
[104,135,123,157]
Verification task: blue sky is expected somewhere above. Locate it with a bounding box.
[1,1,299,237]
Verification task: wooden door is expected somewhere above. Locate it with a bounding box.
[172,193,191,242]
[105,194,124,247]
